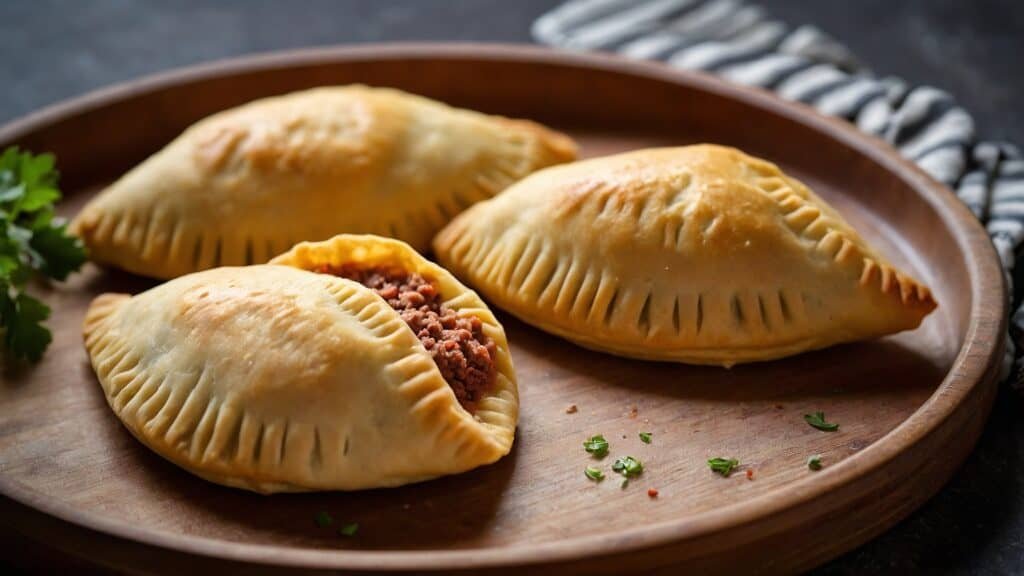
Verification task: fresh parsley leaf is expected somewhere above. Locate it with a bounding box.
[584,466,604,482]
[807,455,823,471]
[20,186,60,213]
[30,219,87,281]
[0,254,19,276]
[708,457,739,477]
[583,434,609,458]
[612,456,643,477]
[0,147,85,361]
[0,291,52,362]
[314,510,334,528]
[338,522,359,537]
[804,411,839,432]
[639,432,652,444]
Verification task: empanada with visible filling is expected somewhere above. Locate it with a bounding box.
[71,85,577,279]
[83,235,517,493]
[434,145,937,366]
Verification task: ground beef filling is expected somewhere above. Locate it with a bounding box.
[316,264,496,410]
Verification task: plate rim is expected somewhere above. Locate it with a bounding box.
[0,42,1007,571]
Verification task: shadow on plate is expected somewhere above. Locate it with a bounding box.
[503,313,947,404]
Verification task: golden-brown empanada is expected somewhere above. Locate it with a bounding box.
[83,235,517,493]
[71,85,577,279]
[434,145,936,366]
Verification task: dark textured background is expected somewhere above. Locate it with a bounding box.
[1,1,1022,574]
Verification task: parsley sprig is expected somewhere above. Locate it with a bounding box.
[0,147,86,361]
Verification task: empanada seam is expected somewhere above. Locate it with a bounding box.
[124,376,160,418]
[137,209,154,260]
[213,406,243,463]
[251,420,265,464]
[572,267,599,320]
[112,212,132,246]
[113,348,142,373]
[278,420,289,466]
[110,371,143,406]
[675,219,688,250]
[671,295,681,334]
[190,400,221,461]
[167,371,208,447]
[106,370,137,397]
[191,235,204,270]
[150,385,186,439]
[730,294,745,327]
[509,236,541,291]
[758,177,935,310]
[244,237,255,265]
[139,383,172,424]
[603,287,619,326]
[553,257,583,313]
[757,293,770,330]
[696,293,705,334]
[212,235,223,268]
[638,291,653,337]
[310,426,323,472]
[533,253,562,303]
[168,218,186,263]
[468,237,497,282]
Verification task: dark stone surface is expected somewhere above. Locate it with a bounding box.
[0,1,1021,574]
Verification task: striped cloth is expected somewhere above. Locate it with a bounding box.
[533,0,1022,386]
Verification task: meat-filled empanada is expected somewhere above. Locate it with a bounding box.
[434,145,937,366]
[71,85,577,279]
[83,235,517,492]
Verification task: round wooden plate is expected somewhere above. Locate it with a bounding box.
[0,44,1006,575]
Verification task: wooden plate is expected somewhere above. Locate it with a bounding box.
[0,44,1006,575]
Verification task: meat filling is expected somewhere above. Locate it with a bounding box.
[316,264,496,410]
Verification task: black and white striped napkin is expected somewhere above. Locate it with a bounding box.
[533,0,1022,385]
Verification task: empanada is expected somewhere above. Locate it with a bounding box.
[71,85,577,279]
[434,145,936,366]
[83,235,517,492]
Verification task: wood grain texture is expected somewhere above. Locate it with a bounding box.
[0,44,1006,575]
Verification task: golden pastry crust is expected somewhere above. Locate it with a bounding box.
[71,85,577,279]
[434,144,936,366]
[83,237,517,493]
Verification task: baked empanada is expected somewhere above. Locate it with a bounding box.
[71,85,577,279]
[83,235,517,492]
[434,145,936,366]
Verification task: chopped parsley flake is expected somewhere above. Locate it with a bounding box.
[585,466,605,482]
[583,434,609,458]
[338,522,359,537]
[708,457,739,477]
[612,456,644,477]
[808,455,823,471]
[804,411,839,432]
[639,432,652,444]
[314,510,333,528]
